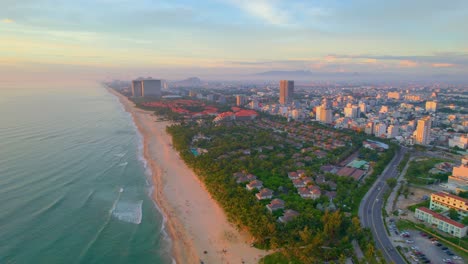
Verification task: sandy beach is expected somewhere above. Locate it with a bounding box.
[109,89,267,264]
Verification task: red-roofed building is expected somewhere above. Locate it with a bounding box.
[415,207,467,238]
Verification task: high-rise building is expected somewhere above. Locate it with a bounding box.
[415,116,431,145]
[344,103,359,118]
[365,122,374,135]
[279,80,294,105]
[387,125,399,138]
[236,95,247,106]
[132,79,162,98]
[374,123,387,137]
[359,102,367,114]
[132,80,143,97]
[425,101,437,112]
[316,106,332,124]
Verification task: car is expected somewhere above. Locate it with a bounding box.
[430,237,437,241]
[394,231,399,235]
[427,235,433,239]
[436,243,442,247]
[422,260,430,264]
[447,252,454,256]
[453,256,462,260]
[420,232,427,236]
[405,240,414,244]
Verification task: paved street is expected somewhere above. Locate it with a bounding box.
[359,146,408,264]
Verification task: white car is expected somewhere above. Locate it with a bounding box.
[405,240,414,244]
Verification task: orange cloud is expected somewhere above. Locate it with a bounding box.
[431,63,454,68]
[324,55,336,62]
[364,58,377,64]
[399,60,418,67]
[1,18,14,23]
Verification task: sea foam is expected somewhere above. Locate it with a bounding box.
[112,200,143,224]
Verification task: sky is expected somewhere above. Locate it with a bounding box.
[1,0,468,83]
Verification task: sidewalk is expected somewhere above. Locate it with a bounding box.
[385,156,413,215]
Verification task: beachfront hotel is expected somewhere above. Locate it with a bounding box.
[131,79,162,98]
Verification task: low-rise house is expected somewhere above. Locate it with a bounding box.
[293,179,306,188]
[298,187,312,198]
[266,198,285,212]
[302,177,314,185]
[296,170,305,177]
[288,171,300,180]
[256,188,273,200]
[309,185,321,199]
[278,209,299,223]
[246,180,263,191]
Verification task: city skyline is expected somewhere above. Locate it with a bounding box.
[1,0,468,83]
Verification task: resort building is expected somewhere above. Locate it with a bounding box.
[415,207,467,238]
[256,188,273,200]
[430,192,468,218]
[278,209,299,223]
[266,199,285,212]
[131,79,162,98]
[246,180,263,191]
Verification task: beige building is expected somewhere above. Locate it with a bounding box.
[414,116,431,145]
[279,80,294,105]
[425,101,438,112]
[448,156,468,192]
[388,92,401,100]
[430,192,468,218]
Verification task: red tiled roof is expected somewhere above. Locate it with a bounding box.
[417,207,465,228]
[235,109,258,117]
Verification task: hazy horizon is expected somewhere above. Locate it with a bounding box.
[1,0,468,84]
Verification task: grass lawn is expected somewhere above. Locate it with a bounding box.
[405,158,450,185]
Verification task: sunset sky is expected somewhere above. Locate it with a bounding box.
[1,0,467,82]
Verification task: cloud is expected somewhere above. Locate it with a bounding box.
[431,63,454,68]
[1,18,14,23]
[227,0,289,26]
[399,60,418,67]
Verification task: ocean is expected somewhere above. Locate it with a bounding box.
[0,85,172,263]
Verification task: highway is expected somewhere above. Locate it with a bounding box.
[358,146,408,264]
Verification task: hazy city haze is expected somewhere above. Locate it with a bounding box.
[1,0,468,83]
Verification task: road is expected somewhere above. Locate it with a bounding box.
[358,146,408,264]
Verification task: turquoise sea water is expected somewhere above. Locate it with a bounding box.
[0,85,172,263]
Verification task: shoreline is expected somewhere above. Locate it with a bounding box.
[107,88,267,264]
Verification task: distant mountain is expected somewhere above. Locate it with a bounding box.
[256,70,361,78]
[173,77,203,87]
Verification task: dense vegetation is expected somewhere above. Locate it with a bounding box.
[165,118,396,262]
